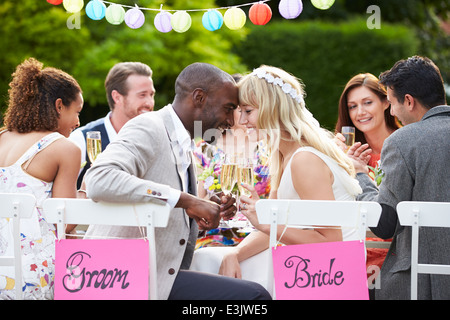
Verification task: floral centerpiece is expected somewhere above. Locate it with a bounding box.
[193,139,271,248]
[368,160,384,186]
[194,140,271,198]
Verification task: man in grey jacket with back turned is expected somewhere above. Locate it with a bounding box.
[349,56,450,300]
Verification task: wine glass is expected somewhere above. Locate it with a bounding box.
[86,131,102,163]
[237,157,255,233]
[219,154,238,228]
[341,126,355,151]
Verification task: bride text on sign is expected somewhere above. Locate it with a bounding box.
[284,256,344,289]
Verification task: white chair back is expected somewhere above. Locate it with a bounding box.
[0,193,36,300]
[256,199,382,249]
[255,199,382,298]
[43,198,170,300]
[397,201,450,300]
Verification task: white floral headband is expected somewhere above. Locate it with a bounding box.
[251,68,320,128]
[252,68,304,105]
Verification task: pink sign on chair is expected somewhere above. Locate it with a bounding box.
[272,240,368,300]
[55,239,149,300]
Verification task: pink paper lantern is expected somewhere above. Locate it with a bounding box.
[278,0,303,19]
[154,11,172,33]
[125,6,145,29]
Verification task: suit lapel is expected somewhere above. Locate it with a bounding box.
[160,106,194,226]
[160,106,186,188]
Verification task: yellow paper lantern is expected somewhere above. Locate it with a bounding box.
[224,7,246,30]
[171,11,192,33]
[63,0,84,13]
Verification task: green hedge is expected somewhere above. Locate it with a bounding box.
[235,19,419,130]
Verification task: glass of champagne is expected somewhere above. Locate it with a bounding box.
[219,154,238,228]
[86,131,102,163]
[341,126,355,151]
[237,157,255,233]
[238,158,254,198]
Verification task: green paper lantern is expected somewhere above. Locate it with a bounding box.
[171,11,192,33]
[105,4,125,25]
[311,0,335,10]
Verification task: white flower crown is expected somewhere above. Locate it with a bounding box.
[252,68,304,105]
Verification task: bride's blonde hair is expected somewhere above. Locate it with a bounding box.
[238,65,356,190]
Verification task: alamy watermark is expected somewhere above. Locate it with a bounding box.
[67,12,81,29]
[367,5,381,29]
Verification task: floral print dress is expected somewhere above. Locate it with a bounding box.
[0,132,63,299]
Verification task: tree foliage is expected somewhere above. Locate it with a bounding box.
[0,0,247,125]
[0,0,448,126]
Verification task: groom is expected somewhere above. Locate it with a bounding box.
[84,62,271,300]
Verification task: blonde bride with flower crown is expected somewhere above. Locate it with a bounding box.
[191,66,362,294]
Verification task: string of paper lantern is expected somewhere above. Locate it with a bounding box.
[47,0,335,32]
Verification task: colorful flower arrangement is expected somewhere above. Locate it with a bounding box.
[368,160,385,186]
[194,140,271,198]
[193,139,271,248]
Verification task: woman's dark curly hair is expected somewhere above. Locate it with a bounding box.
[3,58,81,133]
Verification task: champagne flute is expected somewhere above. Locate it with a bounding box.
[238,158,254,198]
[219,154,238,228]
[341,126,355,151]
[237,157,255,233]
[86,131,102,163]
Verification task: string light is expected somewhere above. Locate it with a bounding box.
[50,0,335,32]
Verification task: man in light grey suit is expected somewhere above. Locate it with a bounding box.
[84,63,271,300]
[349,56,450,299]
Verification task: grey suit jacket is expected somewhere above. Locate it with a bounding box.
[357,105,450,300]
[84,105,198,300]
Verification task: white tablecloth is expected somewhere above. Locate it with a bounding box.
[190,247,274,297]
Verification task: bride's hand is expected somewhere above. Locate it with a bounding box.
[219,251,242,279]
[239,183,261,229]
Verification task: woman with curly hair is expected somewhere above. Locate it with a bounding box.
[0,58,83,299]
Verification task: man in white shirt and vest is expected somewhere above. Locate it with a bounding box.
[70,62,155,189]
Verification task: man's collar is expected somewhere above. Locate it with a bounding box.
[167,104,192,149]
[104,112,118,142]
[422,105,450,121]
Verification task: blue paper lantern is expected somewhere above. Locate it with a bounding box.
[278,0,303,19]
[86,0,106,20]
[202,10,223,31]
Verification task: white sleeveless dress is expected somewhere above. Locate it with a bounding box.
[190,147,363,296]
[277,146,362,241]
[0,131,63,299]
